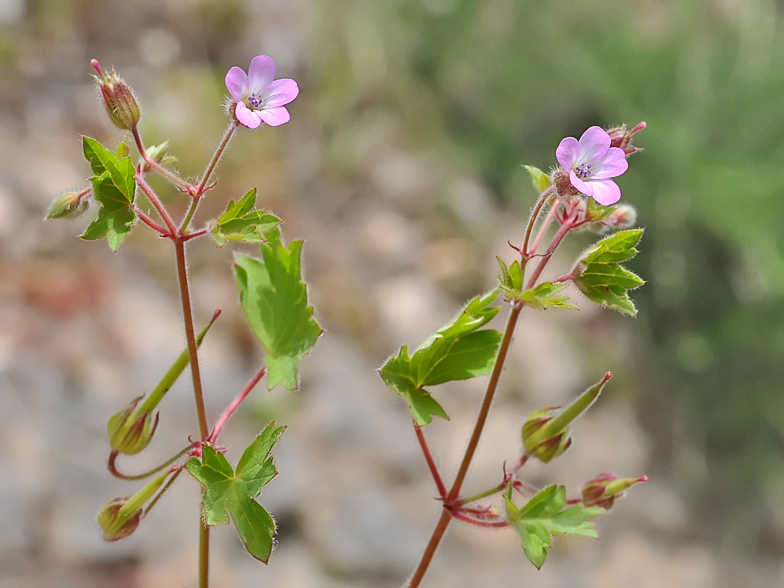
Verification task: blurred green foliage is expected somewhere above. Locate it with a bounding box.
[315,0,784,553]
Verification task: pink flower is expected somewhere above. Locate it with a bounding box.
[556,126,628,205]
[225,55,299,129]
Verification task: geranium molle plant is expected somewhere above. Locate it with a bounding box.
[379,123,649,586]
[225,55,299,128]
[48,55,320,588]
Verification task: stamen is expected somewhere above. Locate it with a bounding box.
[247,92,264,108]
[575,163,592,179]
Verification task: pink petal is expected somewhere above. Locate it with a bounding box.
[578,126,611,163]
[263,79,299,108]
[236,102,262,129]
[556,137,581,169]
[225,67,249,101]
[589,179,621,205]
[591,147,628,179]
[248,55,276,93]
[258,106,291,127]
[569,171,594,197]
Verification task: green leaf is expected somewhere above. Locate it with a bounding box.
[506,485,603,569]
[520,282,579,311]
[234,229,323,390]
[210,188,281,247]
[378,291,502,426]
[186,422,284,563]
[80,137,136,251]
[571,229,645,316]
[524,165,552,194]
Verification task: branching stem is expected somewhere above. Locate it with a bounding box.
[414,424,447,499]
[208,365,267,444]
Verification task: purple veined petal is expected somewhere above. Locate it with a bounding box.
[556,137,581,169]
[236,101,263,129]
[225,67,249,102]
[589,179,621,205]
[258,106,291,127]
[263,79,299,108]
[577,126,611,163]
[590,147,629,179]
[247,55,277,93]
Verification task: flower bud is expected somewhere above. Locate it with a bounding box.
[581,473,648,509]
[606,121,646,156]
[107,397,159,455]
[522,408,572,463]
[600,203,637,230]
[91,59,141,130]
[98,472,168,541]
[46,190,89,219]
[522,373,611,463]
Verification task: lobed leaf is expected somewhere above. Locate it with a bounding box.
[571,230,645,316]
[506,485,603,569]
[210,188,281,247]
[234,229,323,390]
[523,165,552,194]
[80,137,136,251]
[520,282,579,311]
[186,422,284,563]
[378,291,502,426]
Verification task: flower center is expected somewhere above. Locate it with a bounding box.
[575,163,592,179]
[247,92,265,109]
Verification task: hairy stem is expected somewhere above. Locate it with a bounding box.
[520,187,555,263]
[525,221,573,290]
[132,127,192,192]
[179,121,240,233]
[208,365,267,444]
[199,522,210,588]
[174,239,209,440]
[407,303,523,588]
[415,424,447,499]
[108,446,192,481]
[137,173,178,235]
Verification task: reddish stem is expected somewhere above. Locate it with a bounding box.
[137,173,178,235]
[108,446,192,481]
[135,206,173,238]
[414,424,447,499]
[132,127,194,193]
[207,365,267,444]
[449,510,509,528]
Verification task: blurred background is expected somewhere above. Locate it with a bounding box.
[1,0,784,586]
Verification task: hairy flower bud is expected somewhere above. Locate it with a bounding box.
[581,473,648,509]
[91,59,141,130]
[46,190,89,219]
[606,121,646,156]
[600,203,637,230]
[522,408,572,463]
[98,472,168,541]
[107,397,159,455]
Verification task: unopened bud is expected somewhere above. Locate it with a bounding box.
[600,203,637,230]
[46,190,89,219]
[581,473,648,509]
[522,408,572,463]
[97,472,168,541]
[606,121,646,156]
[91,59,141,130]
[522,373,611,463]
[107,397,159,455]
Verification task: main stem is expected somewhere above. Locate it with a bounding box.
[173,238,211,588]
[407,303,522,588]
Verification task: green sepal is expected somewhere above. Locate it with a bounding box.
[505,485,603,569]
[523,165,552,194]
[234,228,323,390]
[378,290,502,426]
[80,136,136,251]
[585,198,616,223]
[210,188,281,247]
[520,282,579,311]
[497,257,524,300]
[571,229,644,316]
[186,422,285,563]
